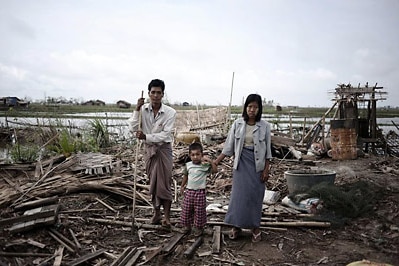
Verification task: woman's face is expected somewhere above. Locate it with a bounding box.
[246,101,259,119]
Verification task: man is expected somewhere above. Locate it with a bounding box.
[128,79,176,227]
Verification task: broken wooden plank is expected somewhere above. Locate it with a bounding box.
[1,204,60,228]
[37,255,57,266]
[114,247,137,266]
[137,246,162,265]
[68,249,105,266]
[271,135,297,147]
[260,221,331,227]
[212,226,221,254]
[0,251,52,257]
[53,246,64,266]
[26,238,46,249]
[8,204,60,233]
[110,246,134,266]
[183,236,203,259]
[13,196,59,211]
[47,231,75,253]
[8,216,58,234]
[49,228,78,252]
[162,233,185,254]
[125,249,143,266]
[69,228,82,250]
[95,197,117,213]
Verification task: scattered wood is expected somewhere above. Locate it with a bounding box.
[68,228,82,250]
[6,204,60,234]
[0,251,52,257]
[137,246,162,265]
[13,196,59,212]
[48,230,75,254]
[1,129,397,265]
[110,246,138,266]
[162,232,185,254]
[48,228,79,252]
[211,226,222,254]
[125,249,143,266]
[110,246,135,266]
[184,236,203,259]
[53,246,64,266]
[68,249,106,266]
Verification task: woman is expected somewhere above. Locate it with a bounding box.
[214,94,272,242]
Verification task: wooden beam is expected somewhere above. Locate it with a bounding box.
[211,226,222,254]
[110,246,134,266]
[68,249,105,266]
[162,233,185,254]
[47,231,75,253]
[184,236,203,259]
[13,196,59,211]
[115,247,137,266]
[0,251,52,257]
[1,205,58,227]
[124,249,143,266]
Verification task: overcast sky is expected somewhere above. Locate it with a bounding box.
[0,0,398,107]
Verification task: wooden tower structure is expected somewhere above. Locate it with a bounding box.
[333,82,387,152]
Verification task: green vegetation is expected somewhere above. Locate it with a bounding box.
[88,118,110,148]
[9,143,40,163]
[47,119,112,157]
[1,103,398,119]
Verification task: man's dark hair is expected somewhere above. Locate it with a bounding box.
[189,142,203,154]
[148,79,165,92]
[242,94,263,122]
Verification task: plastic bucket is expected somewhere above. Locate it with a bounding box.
[285,169,336,194]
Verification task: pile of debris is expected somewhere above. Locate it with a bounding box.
[0,143,343,265]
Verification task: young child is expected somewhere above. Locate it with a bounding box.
[180,142,217,236]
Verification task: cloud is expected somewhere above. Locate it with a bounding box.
[0,63,28,81]
[0,0,398,107]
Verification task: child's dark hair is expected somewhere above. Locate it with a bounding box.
[148,79,165,92]
[189,142,203,154]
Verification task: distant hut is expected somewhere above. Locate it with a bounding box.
[83,100,106,106]
[95,100,106,106]
[182,102,190,106]
[275,105,282,111]
[117,100,131,109]
[0,97,29,107]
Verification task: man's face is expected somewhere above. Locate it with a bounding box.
[149,87,163,104]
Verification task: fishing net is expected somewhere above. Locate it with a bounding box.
[290,180,382,225]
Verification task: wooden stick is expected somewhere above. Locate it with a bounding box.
[302,101,337,144]
[226,72,234,131]
[53,246,64,266]
[132,90,144,233]
[95,197,117,213]
[68,228,81,250]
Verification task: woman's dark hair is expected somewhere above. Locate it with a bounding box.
[148,79,165,92]
[242,94,263,122]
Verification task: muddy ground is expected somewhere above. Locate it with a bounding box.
[0,145,398,266]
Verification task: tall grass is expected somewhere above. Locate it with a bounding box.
[9,143,39,163]
[88,118,110,148]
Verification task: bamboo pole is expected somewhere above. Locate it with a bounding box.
[132,90,144,233]
[226,72,234,132]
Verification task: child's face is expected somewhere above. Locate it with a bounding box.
[189,149,203,164]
